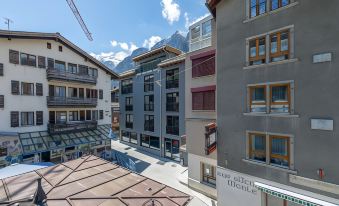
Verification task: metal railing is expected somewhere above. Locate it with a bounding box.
[48,121,97,134]
[166,79,179,89]
[47,96,97,107]
[166,102,179,112]
[47,68,97,84]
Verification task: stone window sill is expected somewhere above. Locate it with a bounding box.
[242,159,297,174]
[243,113,299,118]
[243,58,298,70]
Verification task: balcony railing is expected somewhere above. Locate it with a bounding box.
[47,68,97,85]
[190,36,212,52]
[47,96,97,108]
[144,123,154,132]
[166,80,179,89]
[48,121,97,134]
[166,103,179,112]
[121,86,133,94]
[166,126,179,136]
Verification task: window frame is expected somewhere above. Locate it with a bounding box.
[144,115,155,132]
[126,114,133,129]
[271,0,290,11]
[144,74,154,92]
[125,97,133,111]
[249,85,266,113]
[121,79,133,94]
[248,133,267,163]
[201,163,216,187]
[21,82,34,96]
[20,53,36,67]
[166,68,179,89]
[21,112,34,126]
[144,95,154,111]
[249,37,266,65]
[250,0,267,18]
[270,30,290,62]
[269,135,290,167]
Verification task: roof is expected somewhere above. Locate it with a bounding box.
[0,155,192,206]
[206,0,221,16]
[158,53,186,68]
[0,163,53,179]
[133,45,182,62]
[0,30,119,79]
[119,69,136,79]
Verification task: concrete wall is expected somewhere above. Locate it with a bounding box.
[0,38,112,133]
[216,0,339,199]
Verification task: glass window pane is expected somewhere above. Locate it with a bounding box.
[270,34,278,53]
[202,20,211,37]
[191,25,200,40]
[250,134,266,162]
[272,85,288,102]
[282,0,289,7]
[252,87,265,102]
[250,40,257,57]
[271,0,279,10]
[259,38,266,56]
[259,0,266,14]
[281,32,289,51]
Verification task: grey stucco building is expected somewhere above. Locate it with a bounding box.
[207,0,339,205]
[118,46,185,161]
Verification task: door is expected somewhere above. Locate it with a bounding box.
[41,151,51,162]
[165,141,172,158]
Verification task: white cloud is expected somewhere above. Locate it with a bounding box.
[161,0,181,25]
[90,51,129,66]
[110,40,118,47]
[184,13,210,29]
[129,43,138,52]
[119,42,129,51]
[143,36,162,49]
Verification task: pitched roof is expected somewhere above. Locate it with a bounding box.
[0,30,119,79]
[133,45,182,62]
[158,54,186,68]
[206,0,221,16]
[0,156,192,206]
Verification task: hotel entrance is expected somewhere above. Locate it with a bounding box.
[164,138,180,161]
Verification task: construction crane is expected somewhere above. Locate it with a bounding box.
[66,0,93,41]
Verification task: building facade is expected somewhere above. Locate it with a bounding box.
[184,15,217,199]
[0,30,117,167]
[207,0,339,205]
[111,87,120,133]
[119,46,185,161]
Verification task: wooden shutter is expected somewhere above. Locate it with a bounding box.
[0,95,4,108]
[11,80,20,95]
[49,85,54,96]
[47,58,54,69]
[49,111,55,124]
[0,63,3,76]
[38,56,46,68]
[99,110,104,120]
[10,111,19,127]
[79,88,84,98]
[192,92,204,110]
[99,89,103,99]
[36,111,43,125]
[192,54,215,78]
[204,91,215,110]
[36,83,43,96]
[9,50,19,64]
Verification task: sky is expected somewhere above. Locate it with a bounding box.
[0,0,210,65]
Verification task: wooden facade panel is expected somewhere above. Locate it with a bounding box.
[38,56,46,68]
[36,83,43,96]
[11,80,20,95]
[10,111,19,127]
[9,50,19,64]
[0,95,4,108]
[0,63,3,76]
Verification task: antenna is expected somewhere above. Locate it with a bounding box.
[66,0,93,41]
[3,17,13,31]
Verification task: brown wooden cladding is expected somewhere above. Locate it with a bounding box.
[99,110,104,120]
[192,54,215,78]
[192,90,216,111]
[9,50,19,64]
[11,80,20,95]
[36,83,43,96]
[0,95,4,108]
[99,89,103,99]
[0,63,3,76]
[38,56,46,68]
[36,111,43,125]
[11,111,19,127]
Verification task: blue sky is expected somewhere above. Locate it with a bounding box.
[0,0,209,65]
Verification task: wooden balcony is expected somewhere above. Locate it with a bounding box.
[48,121,97,134]
[47,68,97,85]
[47,96,97,108]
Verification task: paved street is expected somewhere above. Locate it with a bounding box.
[111,140,217,206]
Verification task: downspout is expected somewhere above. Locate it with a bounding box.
[159,47,167,157]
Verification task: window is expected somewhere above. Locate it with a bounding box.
[121,79,133,94]
[80,110,85,121]
[141,134,160,150]
[166,92,179,112]
[121,131,137,144]
[55,60,66,71]
[249,133,266,162]
[0,63,3,76]
[47,43,52,49]
[21,112,34,126]
[9,50,19,64]
[166,68,179,89]
[270,31,289,62]
[56,111,67,123]
[55,86,66,97]
[0,147,7,157]
[92,110,98,121]
[68,63,77,74]
[68,87,78,98]
[250,0,266,18]
[202,20,212,37]
[86,110,91,121]
[79,88,84,98]
[144,95,154,111]
[99,110,104,120]
[99,89,103,99]
[249,37,266,65]
[192,53,215,78]
[144,115,154,132]
[191,25,200,40]
[47,58,54,69]
[202,163,216,186]
[91,89,98,99]
[144,74,154,92]
[69,111,79,121]
[38,56,46,68]
[125,97,133,111]
[126,114,133,129]
[78,65,88,75]
[36,111,43,125]
[20,53,36,67]
[166,116,179,136]
[0,95,4,108]
[58,46,63,52]
[11,80,20,95]
[192,90,215,111]
[248,83,291,114]
[21,82,34,95]
[248,133,291,168]
[11,111,19,127]
[271,0,290,11]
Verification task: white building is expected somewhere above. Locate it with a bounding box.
[0,30,118,166]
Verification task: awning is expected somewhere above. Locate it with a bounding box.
[18,124,112,155]
[255,182,338,206]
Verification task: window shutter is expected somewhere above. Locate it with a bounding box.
[204,91,216,110]
[99,89,103,99]
[99,110,104,120]
[47,58,54,69]
[49,111,55,124]
[0,63,3,76]
[79,65,88,75]
[49,85,54,96]
[11,80,20,95]
[36,111,43,125]
[192,92,204,110]
[0,95,4,108]
[9,50,19,64]
[10,111,19,127]
[38,56,46,68]
[36,83,43,96]
[192,54,215,78]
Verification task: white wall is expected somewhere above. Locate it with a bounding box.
[0,38,112,133]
